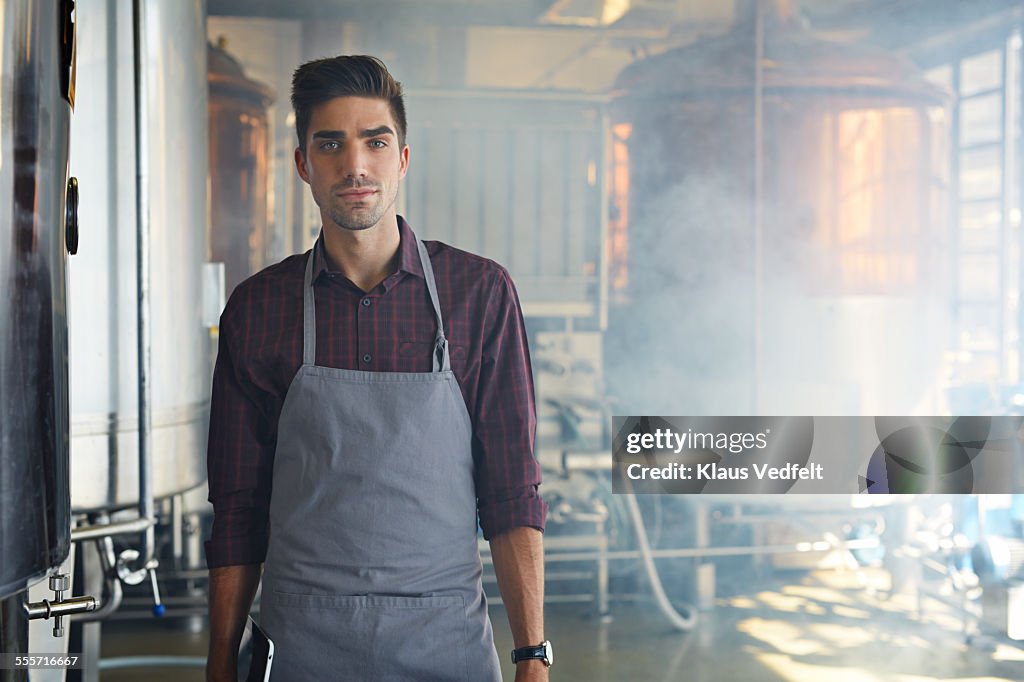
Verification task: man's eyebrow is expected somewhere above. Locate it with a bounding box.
[358,125,395,139]
[310,126,395,140]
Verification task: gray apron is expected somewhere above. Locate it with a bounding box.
[259,237,502,682]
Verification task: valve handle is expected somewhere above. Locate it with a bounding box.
[149,568,164,618]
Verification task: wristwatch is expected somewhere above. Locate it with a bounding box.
[511,640,553,667]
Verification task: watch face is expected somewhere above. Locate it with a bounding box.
[544,640,554,666]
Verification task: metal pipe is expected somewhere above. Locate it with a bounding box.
[404,88,608,103]
[481,536,882,564]
[999,38,1011,381]
[132,0,156,573]
[24,596,97,620]
[596,515,609,619]
[529,32,607,88]
[622,490,697,631]
[470,594,594,609]
[1019,26,1024,385]
[70,517,154,543]
[714,511,887,523]
[561,450,610,471]
[73,535,124,623]
[99,656,206,670]
[105,607,234,620]
[144,568,210,581]
[598,105,611,333]
[117,595,238,606]
[752,0,765,415]
[172,495,183,567]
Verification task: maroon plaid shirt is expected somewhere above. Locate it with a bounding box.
[205,217,546,568]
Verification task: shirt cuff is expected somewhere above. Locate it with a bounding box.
[478,485,548,541]
[204,503,269,569]
[204,537,267,569]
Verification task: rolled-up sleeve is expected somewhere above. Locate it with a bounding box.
[204,302,276,568]
[473,266,548,540]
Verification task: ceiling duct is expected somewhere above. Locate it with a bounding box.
[537,1,807,37]
[539,0,667,27]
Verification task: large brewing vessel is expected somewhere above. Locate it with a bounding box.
[68,0,209,511]
[0,0,76,601]
[606,4,950,415]
[208,39,274,295]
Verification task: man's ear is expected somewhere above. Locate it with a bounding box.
[398,144,409,180]
[294,147,310,184]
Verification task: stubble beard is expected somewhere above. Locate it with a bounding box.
[324,182,397,232]
[327,204,381,231]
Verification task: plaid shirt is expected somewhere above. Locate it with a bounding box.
[205,217,546,568]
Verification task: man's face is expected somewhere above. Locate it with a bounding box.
[295,96,409,233]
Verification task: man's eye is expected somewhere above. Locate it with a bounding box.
[319,140,339,151]
[369,139,387,149]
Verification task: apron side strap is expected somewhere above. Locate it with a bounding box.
[302,250,316,366]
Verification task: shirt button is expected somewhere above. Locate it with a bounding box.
[362,354,372,363]
[361,298,371,307]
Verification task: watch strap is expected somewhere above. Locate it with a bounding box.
[511,642,551,665]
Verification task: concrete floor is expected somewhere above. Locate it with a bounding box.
[98,568,1024,681]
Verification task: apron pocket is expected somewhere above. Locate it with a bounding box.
[271,592,471,682]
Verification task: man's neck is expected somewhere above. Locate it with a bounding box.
[321,216,401,293]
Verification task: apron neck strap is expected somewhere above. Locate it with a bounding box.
[301,234,451,372]
[414,237,450,373]
[302,251,316,365]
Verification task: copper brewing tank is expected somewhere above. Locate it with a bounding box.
[208,39,273,293]
[605,5,950,415]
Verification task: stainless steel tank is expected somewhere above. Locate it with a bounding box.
[606,4,950,415]
[0,0,76,600]
[68,0,209,512]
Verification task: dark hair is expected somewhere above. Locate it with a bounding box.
[290,55,407,150]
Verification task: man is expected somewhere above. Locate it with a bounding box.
[205,56,550,681]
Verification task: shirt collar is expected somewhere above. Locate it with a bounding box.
[311,215,424,284]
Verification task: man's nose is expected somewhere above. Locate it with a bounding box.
[341,145,368,179]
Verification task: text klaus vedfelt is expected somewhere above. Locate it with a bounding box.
[622,428,823,482]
